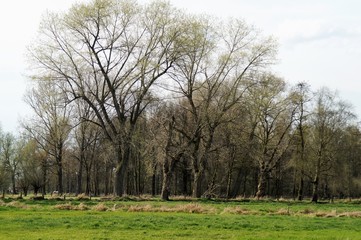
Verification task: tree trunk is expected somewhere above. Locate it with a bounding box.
[76,158,83,195]
[34,186,40,196]
[297,175,304,201]
[42,162,47,197]
[114,149,129,196]
[311,176,319,203]
[256,167,268,199]
[191,128,215,199]
[226,168,232,199]
[114,162,128,196]
[151,158,157,196]
[57,162,63,195]
[191,150,208,198]
[94,163,100,196]
[23,187,28,197]
[11,172,16,195]
[192,171,203,198]
[56,144,64,195]
[113,129,133,197]
[85,170,91,195]
[243,171,248,197]
[226,149,235,199]
[182,165,189,196]
[161,117,179,201]
[231,168,243,198]
[104,164,110,196]
[161,166,172,201]
[152,173,156,196]
[311,155,322,203]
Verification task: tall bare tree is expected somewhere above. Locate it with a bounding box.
[290,82,311,200]
[170,17,277,198]
[24,80,71,194]
[244,74,297,198]
[71,99,103,195]
[28,0,189,196]
[307,88,355,202]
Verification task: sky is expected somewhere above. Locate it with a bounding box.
[1,0,361,134]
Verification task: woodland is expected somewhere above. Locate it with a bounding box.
[0,0,360,203]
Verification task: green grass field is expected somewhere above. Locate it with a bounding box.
[0,197,360,239]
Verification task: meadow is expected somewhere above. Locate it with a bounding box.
[0,196,360,239]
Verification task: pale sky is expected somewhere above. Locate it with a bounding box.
[1,0,361,133]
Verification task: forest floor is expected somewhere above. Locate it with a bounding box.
[0,196,360,239]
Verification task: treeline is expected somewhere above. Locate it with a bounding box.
[0,0,360,202]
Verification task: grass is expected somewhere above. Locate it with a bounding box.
[0,196,361,239]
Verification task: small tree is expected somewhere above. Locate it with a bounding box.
[0,133,18,194]
[24,80,71,195]
[307,88,355,203]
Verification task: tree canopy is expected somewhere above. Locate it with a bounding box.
[3,0,358,202]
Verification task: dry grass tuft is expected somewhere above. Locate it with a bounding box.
[54,203,75,210]
[92,203,109,211]
[175,203,203,213]
[125,203,215,214]
[6,201,22,207]
[314,210,338,218]
[75,203,89,210]
[138,195,155,201]
[315,211,330,218]
[276,208,290,215]
[5,201,32,209]
[127,204,153,212]
[174,203,214,214]
[76,194,91,201]
[54,202,91,211]
[222,206,253,215]
[111,204,121,211]
[299,208,314,215]
[171,195,195,201]
[339,211,361,218]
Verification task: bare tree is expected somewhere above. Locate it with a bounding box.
[0,133,19,194]
[170,17,277,198]
[20,0,361,200]
[71,99,103,195]
[16,138,46,196]
[244,74,297,198]
[28,0,189,196]
[289,82,311,201]
[307,88,355,202]
[333,125,361,199]
[0,129,11,196]
[23,80,71,194]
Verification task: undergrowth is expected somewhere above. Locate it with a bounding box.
[1,196,359,218]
